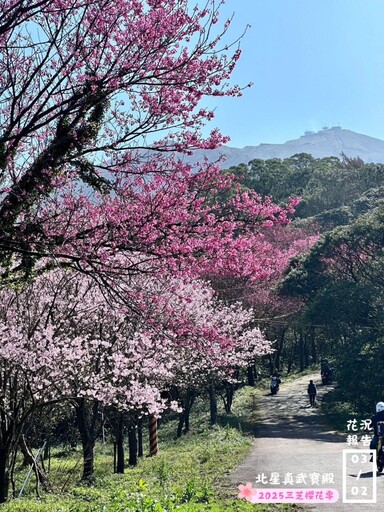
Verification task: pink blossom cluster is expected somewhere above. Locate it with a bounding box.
[0,268,272,417]
[0,0,305,292]
[0,0,243,180]
[23,157,300,283]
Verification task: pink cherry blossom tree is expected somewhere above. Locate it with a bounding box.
[0,0,309,501]
[0,0,302,290]
[134,275,272,433]
[0,269,169,492]
[0,0,247,276]
[0,267,273,497]
[211,224,319,376]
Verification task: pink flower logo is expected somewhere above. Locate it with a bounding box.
[237,482,257,502]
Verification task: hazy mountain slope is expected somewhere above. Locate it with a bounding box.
[187,127,384,168]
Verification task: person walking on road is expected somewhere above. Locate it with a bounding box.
[370,401,384,449]
[307,379,317,407]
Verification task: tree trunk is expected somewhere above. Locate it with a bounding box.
[184,405,191,433]
[176,390,195,437]
[184,390,195,434]
[81,440,94,481]
[304,332,310,368]
[148,415,158,456]
[137,419,143,458]
[310,327,317,364]
[273,327,286,372]
[208,382,217,426]
[247,365,256,386]
[224,384,234,413]
[299,331,305,372]
[115,412,124,474]
[128,422,138,466]
[43,439,50,464]
[177,411,185,438]
[0,448,9,504]
[75,399,98,482]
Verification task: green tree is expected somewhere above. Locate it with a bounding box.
[281,207,384,411]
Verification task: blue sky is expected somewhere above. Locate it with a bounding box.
[201,0,384,147]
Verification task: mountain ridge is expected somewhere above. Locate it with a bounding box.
[189,127,384,168]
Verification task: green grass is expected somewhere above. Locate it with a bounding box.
[2,388,302,511]
[280,365,320,383]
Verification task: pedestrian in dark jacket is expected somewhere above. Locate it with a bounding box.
[370,402,384,450]
[307,380,317,407]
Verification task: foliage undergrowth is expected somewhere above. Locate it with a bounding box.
[321,385,359,433]
[2,388,301,511]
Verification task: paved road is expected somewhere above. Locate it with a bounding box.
[229,373,383,511]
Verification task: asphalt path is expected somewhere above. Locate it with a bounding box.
[229,373,383,511]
